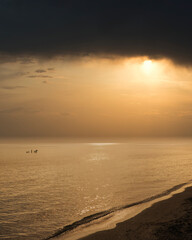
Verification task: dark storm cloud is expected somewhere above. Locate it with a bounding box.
[0,0,192,65]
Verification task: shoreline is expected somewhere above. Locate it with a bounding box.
[79,186,192,240]
[50,182,192,240]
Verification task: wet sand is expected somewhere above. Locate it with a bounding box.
[80,186,192,240]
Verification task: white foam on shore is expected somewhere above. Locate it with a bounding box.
[51,182,192,240]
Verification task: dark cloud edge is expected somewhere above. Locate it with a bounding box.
[0,51,189,67]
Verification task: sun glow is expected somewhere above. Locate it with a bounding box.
[142,60,153,74]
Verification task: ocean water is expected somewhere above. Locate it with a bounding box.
[1,138,192,240]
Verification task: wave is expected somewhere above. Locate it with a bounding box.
[44,180,192,240]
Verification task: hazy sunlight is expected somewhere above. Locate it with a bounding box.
[142,60,153,74]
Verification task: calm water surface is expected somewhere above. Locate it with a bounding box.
[1,138,192,239]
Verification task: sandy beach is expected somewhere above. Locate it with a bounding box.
[80,186,192,240]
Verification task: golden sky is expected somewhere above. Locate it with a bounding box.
[1,56,192,137]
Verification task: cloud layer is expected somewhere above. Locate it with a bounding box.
[0,0,192,65]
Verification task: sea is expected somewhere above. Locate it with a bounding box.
[1,138,192,240]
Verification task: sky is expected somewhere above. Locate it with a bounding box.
[1,0,192,138]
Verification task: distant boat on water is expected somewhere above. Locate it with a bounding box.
[26,149,38,153]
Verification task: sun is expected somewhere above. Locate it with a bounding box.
[143,60,152,67]
[142,60,153,74]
